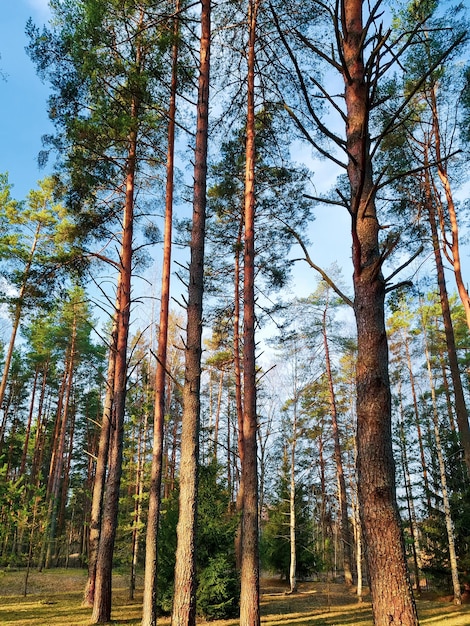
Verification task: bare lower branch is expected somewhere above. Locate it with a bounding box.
[384,245,424,284]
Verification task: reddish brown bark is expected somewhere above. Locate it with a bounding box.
[343,1,419,623]
[45,313,77,569]
[82,315,117,607]
[427,82,470,330]
[171,1,210,623]
[423,153,470,476]
[239,1,260,623]
[91,95,138,623]
[142,7,178,622]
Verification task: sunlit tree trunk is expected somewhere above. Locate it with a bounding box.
[423,152,470,476]
[142,6,178,622]
[91,94,138,623]
[45,313,77,569]
[427,75,470,330]
[420,309,461,605]
[239,1,260,623]
[404,334,432,513]
[83,315,117,607]
[171,1,210,623]
[342,1,419,622]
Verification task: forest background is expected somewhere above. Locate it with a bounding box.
[1,1,470,626]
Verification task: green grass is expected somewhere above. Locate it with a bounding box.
[0,569,469,625]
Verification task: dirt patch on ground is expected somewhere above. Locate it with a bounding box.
[260,578,369,615]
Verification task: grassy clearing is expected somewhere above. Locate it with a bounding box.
[1,569,469,626]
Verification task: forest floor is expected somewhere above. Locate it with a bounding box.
[1,569,470,626]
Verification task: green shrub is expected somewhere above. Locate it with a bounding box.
[197,554,239,620]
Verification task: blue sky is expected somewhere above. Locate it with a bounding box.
[0,1,52,199]
[4,1,466,310]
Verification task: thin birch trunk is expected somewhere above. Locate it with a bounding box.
[323,306,353,585]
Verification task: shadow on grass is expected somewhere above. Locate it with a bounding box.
[2,572,470,626]
[0,591,145,626]
[261,605,373,626]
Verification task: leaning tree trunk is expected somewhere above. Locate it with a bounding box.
[171,1,210,623]
[0,223,40,417]
[342,1,419,623]
[428,79,470,330]
[423,155,470,477]
[421,313,461,605]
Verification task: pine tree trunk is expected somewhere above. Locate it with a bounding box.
[142,9,178,621]
[83,315,117,607]
[30,363,49,487]
[239,1,260,623]
[342,1,419,623]
[424,158,470,476]
[437,349,457,433]
[58,400,76,542]
[171,1,210,623]
[213,370,223,461]
[45,316,77,569]
[0,224,40,416]
[318,422,327,565]
[91,99,138,624]
[428,84,470,329]
[130,401,148,600]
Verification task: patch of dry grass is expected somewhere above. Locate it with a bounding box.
[1,569,470,625]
